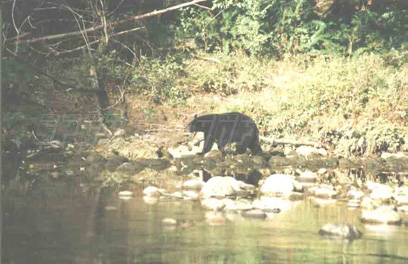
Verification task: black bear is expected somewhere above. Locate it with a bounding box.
[187,112,262,155]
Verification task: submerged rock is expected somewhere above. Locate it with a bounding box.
[360,207,402,225]
[201,199,226,211]
[162,218,177,225]
[319,223,362,240]
[241,209,267,219]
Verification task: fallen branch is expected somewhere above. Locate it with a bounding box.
[7,0,207,45]
[260,136,331,149]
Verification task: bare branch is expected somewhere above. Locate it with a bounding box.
[7,0,207,45]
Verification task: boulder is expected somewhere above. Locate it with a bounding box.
[360,207,401,225]
[260,174,295,197]
[201,176,244,198]
[319,223,362,240]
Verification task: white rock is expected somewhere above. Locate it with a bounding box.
[298,171,318,183]
[381,152,406,159]
[183,190,199,200]
[369,184,393,201]
[394,195,408,206]
[143,186,161,197]
[162,218,177,225]
[201,176,242,198]
[119,190,133,196]
[318,148,328,156]
[183,178,205,190]
[361,207,401,225]
[296,146,319,156]
[114,128,126,137]
[260,174,295,197]
[313,187,337,199]
[397,205,408,213]
[347,189,364,200]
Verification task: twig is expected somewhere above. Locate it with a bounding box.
[7,0,207,45]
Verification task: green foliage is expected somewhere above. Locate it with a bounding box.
[131,55,188,105]
[177,1,408,57]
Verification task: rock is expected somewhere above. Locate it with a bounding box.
[143,196,159,205]
[116,162,144,175]
[201,199,225,211]
[297,171,318,183]
[347,199,361,208]
[312,186,337,199]
[183,190,199,200]
[85,153,105,164]
[224,199,253,211]
[252,155,266,165]
[260,174,295,197]
[365,182,393,201]
[296,146,319,156]
[361,207,402,225]
[253,197,292,212]
[105,155,129,172]
[137,158,171,170]
[394,195,408,206]
[162,218,177,225]
[287,192,304,201]
[183,178,205,190]
[381,152,406,159]
[339,158,356,169]
[241,210,267,219]
[113,128,126,137]
[317,168,327,175]
[318,148,328,156]
[204,150,223,159]
[319,223,362,240]
[347,189,364,200]
[361,196,377,210]
[311,198,336,207]
[268,156,291,166]
[397,205,408,213]
[205,212,226,226]
[168,145,202,158]
[50,172,60,178]
[143,186,162,197]
[119,190,133,196]
[200,176,243,198]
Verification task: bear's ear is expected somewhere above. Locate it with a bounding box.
[193,113,198,119]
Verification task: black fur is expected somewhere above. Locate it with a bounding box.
[187,112,262,155]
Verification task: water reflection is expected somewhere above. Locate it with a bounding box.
[3,171,408,264]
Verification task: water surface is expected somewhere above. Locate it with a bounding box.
[3,174,408,264]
